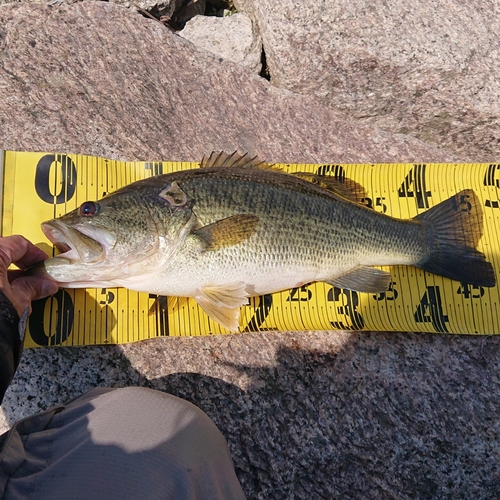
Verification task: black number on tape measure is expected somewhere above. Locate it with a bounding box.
[373,281,398,301]
[287,285,312,302]
[361,196,387,213]
[483,164,500,188]
[398,164,431,209]
[99,288,115,305]
[315,164,345,179]
[35,154,77,204]
[244,294,273,332]
[327,287,364,330]
[414,286,449,333]
[361,197,373,209]
[483,164,500,208]
[485,199,500,209]
[29,290,74,346]
[456,282,484,299]
[457,193,472,212]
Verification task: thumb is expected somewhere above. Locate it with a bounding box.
[10,277,59,314]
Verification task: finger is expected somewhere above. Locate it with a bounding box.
[7,269,24,284]
[11,276,59,304]
[0,236,49,270]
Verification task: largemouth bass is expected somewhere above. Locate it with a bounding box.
[36,152,496,332]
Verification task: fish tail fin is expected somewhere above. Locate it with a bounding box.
[414,189,496,287]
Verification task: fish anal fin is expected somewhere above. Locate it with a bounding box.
[415,189,496,287]
[195,282,249,332]
[200,151,278,171]
[292,172,368,204]
[326,266,392,293]
[193,214,259,251]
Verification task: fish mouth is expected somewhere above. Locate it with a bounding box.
[41,220,107,264]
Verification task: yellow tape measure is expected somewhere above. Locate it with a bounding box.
[2,150,500,347]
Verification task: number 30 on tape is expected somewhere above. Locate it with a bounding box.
[1,151,500,347]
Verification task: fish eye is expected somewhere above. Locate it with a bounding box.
[79,201,100,217]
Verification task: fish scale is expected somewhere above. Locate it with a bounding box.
[188,171,414,267]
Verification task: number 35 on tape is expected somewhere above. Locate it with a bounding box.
[1,151,500,347]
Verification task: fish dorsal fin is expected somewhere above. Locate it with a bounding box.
[200,151,278,171]
[192,214,259,251]
[291,172,368,204]
[195,282,249,332]
[326,266,392,293]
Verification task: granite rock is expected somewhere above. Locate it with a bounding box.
[0,0,178,12]
[179,13,262,73]
[0,2,453,164]
[0,0,189,23]
[234,0,500,161]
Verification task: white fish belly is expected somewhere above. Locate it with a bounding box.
[118,260,322,298]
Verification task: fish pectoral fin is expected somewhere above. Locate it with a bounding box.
[200,151,278,171]
[326,266,392,293]
[192,214,259,251]
[195,283,249,332]
[292,172,368,204]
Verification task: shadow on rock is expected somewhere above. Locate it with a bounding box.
[3,331,500,499]
[144,333,500,500]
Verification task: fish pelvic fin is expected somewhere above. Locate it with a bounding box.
[415,189,496,287]
[326,266,392,293]
[192,214,259,251]
[200,151,279,171]
[195,282,249,332]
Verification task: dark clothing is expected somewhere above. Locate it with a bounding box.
[0,291,23,404]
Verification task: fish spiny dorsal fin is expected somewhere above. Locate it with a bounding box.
[200,151,278,171]
[291,172,368,204]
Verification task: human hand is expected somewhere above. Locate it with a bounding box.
[0,235,59,317]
